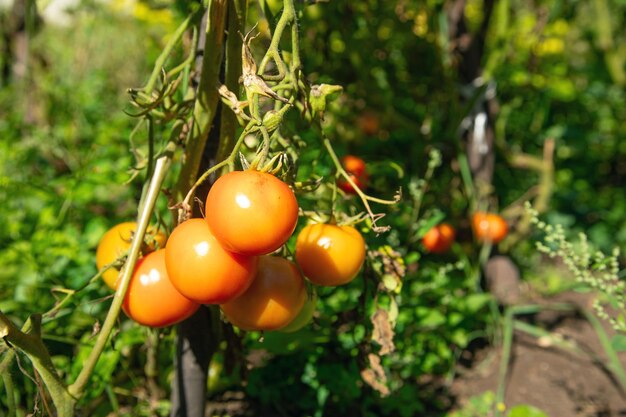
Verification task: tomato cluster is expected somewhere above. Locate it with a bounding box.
[96,170,368,331]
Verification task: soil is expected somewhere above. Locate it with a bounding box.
[449,291,626,417]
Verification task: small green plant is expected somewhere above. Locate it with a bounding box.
[527,202,626,334]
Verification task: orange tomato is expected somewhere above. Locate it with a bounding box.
[472,212,508,244]
[295,223,366,286]
[205,170,299,256]
[123,249,199,328]
[342,155,367,177]
[96,222,167,290]
[280,290,317,333]
[422,223,456,254]
[220,256,306,331]
[164,219,258,304]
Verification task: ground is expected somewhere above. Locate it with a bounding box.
[450,291,626,417]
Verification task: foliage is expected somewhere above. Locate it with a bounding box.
[0,0,625,416]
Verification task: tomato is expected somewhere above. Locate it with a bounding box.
[342,155,367,177]
[422,223,456,254]
[338,155,369,194]
[338,173,367,194]
[472,212,508,244]
[122,249,199,328]
[357,111,380,136]
[280,290,317,333]
[164,219,258,304]
[96,222,167,290]
[295,223,366,286]
[220,256,306,331]
[205,170,299,256]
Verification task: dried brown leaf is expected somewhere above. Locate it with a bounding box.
[371,308,395,355]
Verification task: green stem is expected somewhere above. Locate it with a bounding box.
[580,309,626,393]
[69,150,174,398]
[2,371,16,417]
[0,314,74,416]
[323,137,398,233]
[258,0,295,76]
[216,0,248,163]
[494,308,514,417]
[144,13,197,93]
[174,0,229,202]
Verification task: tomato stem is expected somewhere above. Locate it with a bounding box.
[323,137,398,233]
[69,155,172,399]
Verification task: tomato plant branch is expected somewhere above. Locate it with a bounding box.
[216,0,248,163]
[69,153,172,399]
[0,313,74,416]
[144,12,197,94]
[258,0,295,78]
[323,137,398,233]
[174,0,228,202]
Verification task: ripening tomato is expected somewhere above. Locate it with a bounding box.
[96,222,167,290]
[338,155,369,194]
[295,223,366,286]
[422,223,456,254]
[164,219,258,304]
[220,256,306,331]
[342,155,367,177]
[338,173,367,194]
[472,212,508,244]
[357,111,380,136]
[205,170,299,256]
[280,290,317,333]
[123,249,199,328]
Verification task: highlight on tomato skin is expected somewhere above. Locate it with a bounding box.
[295,223,366,287]
[122,249,199,328]
[220,256,306,331]
[422,223,456,254]
[472,212,509,244]
[164,219,258,304]
[95,222,167,290]
[205,170,299,256]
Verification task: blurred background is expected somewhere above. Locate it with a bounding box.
[1,0,625,416]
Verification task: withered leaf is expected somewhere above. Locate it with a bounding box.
[360,353,390,397]
[371,308,395,356]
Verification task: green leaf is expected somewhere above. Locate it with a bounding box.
[611,334,626,352]
[463,293,493,313]
[414,210,445,239]
[507,404,550,417]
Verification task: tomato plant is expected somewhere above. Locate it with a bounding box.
[95,222,167,289]
[164,218,258,304]
[122,249,199,328]
[472,212,509,244]
[338,155,369,194]
[295,223,366,286]
[220,256,306,331]
[422,223,456,254]
[205,170,299,256]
